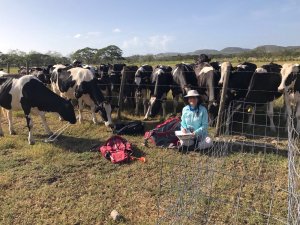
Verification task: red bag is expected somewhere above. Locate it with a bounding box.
[144,117,181,147]
[99,135,133,164]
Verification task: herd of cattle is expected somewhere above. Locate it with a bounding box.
[0,55,299,144]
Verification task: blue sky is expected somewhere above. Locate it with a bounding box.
[0,0,299,56]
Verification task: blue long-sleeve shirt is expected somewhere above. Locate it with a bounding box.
[181,105,208,137]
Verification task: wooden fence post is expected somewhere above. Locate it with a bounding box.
[6,62,10,74]
[26,61,29,74]
[215,69,230,137]
[117,67,126,119]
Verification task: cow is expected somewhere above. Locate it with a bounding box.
[221,62,283,132]
[278,63,300,131]
[29,66,52,85]
[194,62,221,124]
[134,65,153,115]
[243,67,283,132]
[144,65,173,119]
[0,75,76,144]
[97,64,113,103]
[51,65,113,126]
[108,63,126,92]
[121,65,138,106]
[172,63,198,114]
[235,62,257,72]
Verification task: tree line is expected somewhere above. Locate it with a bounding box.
[1,45,300,69]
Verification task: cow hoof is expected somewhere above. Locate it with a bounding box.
[47,131,54,136]
[0,133,4,137]
[10,130,16,135]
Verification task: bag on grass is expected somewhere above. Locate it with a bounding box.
[144,117,181,147]
[113,120,145,135]
[99,135,133,164]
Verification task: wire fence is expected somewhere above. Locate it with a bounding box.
[156,100,298,225]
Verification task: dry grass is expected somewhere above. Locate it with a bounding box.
[0,103,289,225]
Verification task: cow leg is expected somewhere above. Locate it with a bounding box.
[90,104,98,124]
[38,111,52,135]
[267,102,276,132]
[173,94,179,115]
[142,89,148,115]
[0,108,4,136]
[22,106,34,145]
[7,110,16,135]
[162,93,167,118]
[135,90,141,115]
[78,99,84,124]
[247,107,255,128]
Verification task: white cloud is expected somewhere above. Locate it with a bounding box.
[122,35,173,55]
[74,34,81,38]
[113,28,121,33]
[122,36,143,49]
[148,35,173,51]
[87,31,101,36]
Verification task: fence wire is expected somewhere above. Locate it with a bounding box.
[156,100,298,225]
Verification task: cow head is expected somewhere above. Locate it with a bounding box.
[135,65,153,91]
[58,99,77,124]
[75,77,114,127]
[55,68,74,92]
[278,63,300,93]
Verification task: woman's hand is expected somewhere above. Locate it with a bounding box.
[182,128,187,133]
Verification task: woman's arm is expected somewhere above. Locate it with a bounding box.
[181,108,188,131]
[194,107,208,136]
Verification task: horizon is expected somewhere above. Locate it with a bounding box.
[0,0,299,56]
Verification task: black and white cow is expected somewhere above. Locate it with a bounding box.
[134,65,153,115]
[278,63,300,131]
[29,66,52,85]
[244,67,283,132]
[235,62,257,72]
[51,65,113,126]
[172,63,198,114]
[194,62,221,124]
[144,65,173,119]
[0,75,76,144]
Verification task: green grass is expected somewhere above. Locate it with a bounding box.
[0,104,289,224]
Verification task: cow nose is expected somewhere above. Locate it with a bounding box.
[278,88,284,93]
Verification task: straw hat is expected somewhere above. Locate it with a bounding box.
[184,90,200,98]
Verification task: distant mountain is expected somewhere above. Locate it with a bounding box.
[220,47,251,54]
[188,49,220,55]
[154,45,300,57]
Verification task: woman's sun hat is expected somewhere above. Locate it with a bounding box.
[184,90,200,98]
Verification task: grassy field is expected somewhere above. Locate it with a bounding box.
[0,61,294,224]
[0,102,289,224]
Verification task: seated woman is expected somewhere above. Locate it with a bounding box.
[176,90,212,149]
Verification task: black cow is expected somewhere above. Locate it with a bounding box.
[0,75,76,144]
[108,63,126,92]
[121,65,138,106]
[235,62,257,72]
[144,65,173,119]
[172,63,198,114]
[97,64,113,103]
[29,66,52,85]
[134,65,153,115]
[51,65,113,126]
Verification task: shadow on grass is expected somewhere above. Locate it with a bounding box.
[45,134,146,159]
